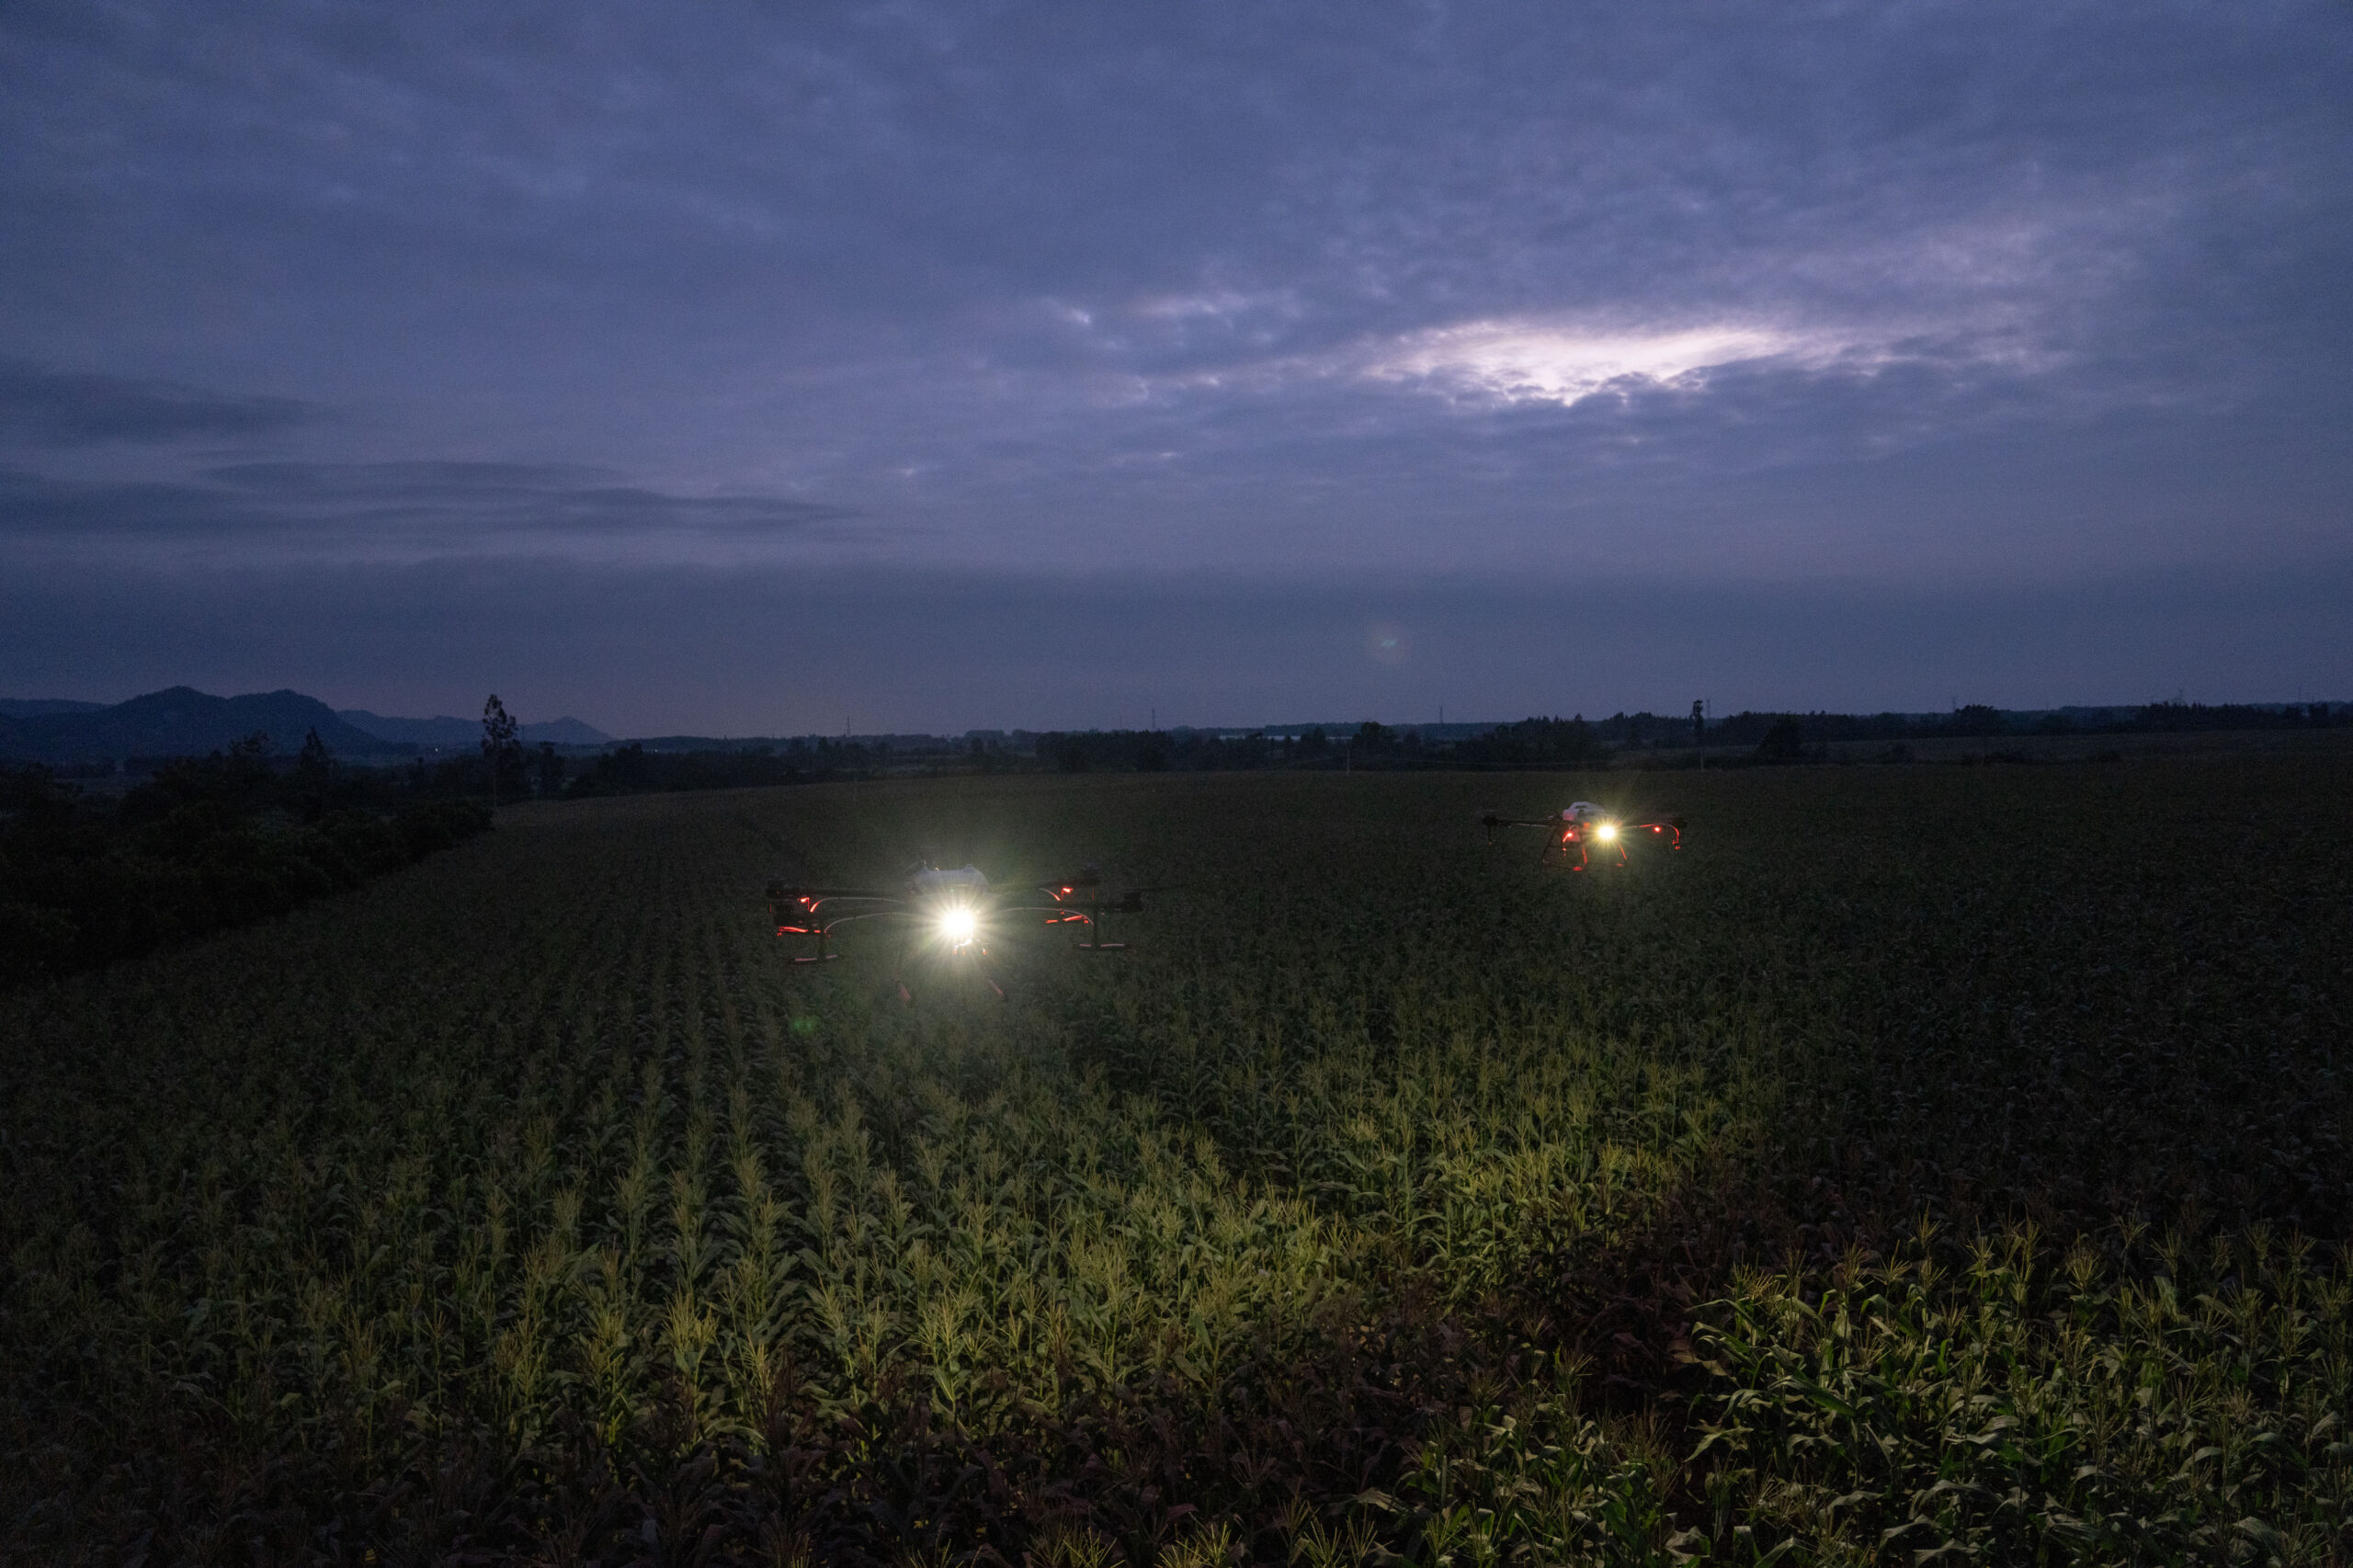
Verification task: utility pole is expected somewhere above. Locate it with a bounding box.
[1692,699,1706,770]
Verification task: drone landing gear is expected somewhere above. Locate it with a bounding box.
[892,932,1007,1003]
[1541,835,1589,870]
[1059,911,1128,950]
[897,963,1006,1002]
[1540,830,1631,871]
[779,926,843,962]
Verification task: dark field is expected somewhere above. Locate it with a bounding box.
[4,761,2349,1565]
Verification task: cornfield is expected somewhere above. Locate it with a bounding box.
[4,762,2348,1564]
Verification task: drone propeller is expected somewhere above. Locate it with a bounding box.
[765,880,903,901]
[1103,884,1177,914]
[1033,865,1180,904]
[1039,869,1174,949]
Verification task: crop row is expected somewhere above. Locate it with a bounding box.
[3,763,2347,1562]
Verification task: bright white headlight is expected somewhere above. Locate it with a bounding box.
[939,906,977,942]
[1595,822,1618,842]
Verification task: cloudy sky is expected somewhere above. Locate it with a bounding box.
[3,1,2347,733]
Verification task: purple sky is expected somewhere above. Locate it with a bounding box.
[4,2,2348,733]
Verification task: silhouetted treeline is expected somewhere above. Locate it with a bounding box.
[0,734,490,989]
[1017,700,2349,775]
[1035,718,1608,772]
[561,741,877,796]
[1038,723,1407,773]
[2127,700,2346,733]
[1449,717,1602,767]
[1689,700,2348,755]
[402,700,2353,798]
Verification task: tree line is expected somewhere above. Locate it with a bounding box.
[0,731,490,989]
[1025,701,2350,774]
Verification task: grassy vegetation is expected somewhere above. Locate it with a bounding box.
[2,760,2347,1564]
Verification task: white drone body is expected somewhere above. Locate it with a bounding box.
[908,865,988,946]
[767,860,1152,969]
[908,865,989,899]
[1563,801,1619,842]
[1480,801,1685,866]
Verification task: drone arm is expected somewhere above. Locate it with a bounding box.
[1479,812,1558,844]
[996,899,1092,928]
[767,882,913,964]
[819,909,915,937]
[767,881,908,902]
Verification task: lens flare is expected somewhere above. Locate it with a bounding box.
[939,906,977,943]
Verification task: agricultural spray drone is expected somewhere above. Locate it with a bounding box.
[765,861,1152,971]
[1480,801,1686,869]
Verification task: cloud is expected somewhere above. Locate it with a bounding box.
[0,360,315,446]
[1358,319,1887,408]
[204,460,605,498]
[0,460,858,562]
[0,1,2343,585]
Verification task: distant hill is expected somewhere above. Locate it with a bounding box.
[338,710,614,747]
[0,687,401,765]
[0,698,109,719]
[519,716,614,745]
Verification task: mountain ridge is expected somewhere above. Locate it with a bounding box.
[0,687,395,765]
[336,710,613,747]
[0,698,108,720]
[0,688,615,763]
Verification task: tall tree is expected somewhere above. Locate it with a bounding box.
[482,694,522,810]
[295,726,333,820]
